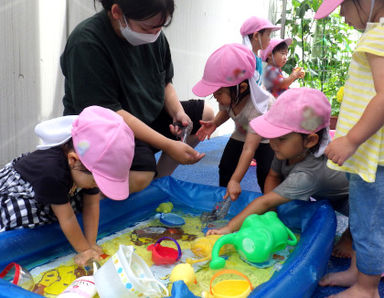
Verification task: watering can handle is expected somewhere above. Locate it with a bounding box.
[285,227,298,246]
[209,269,253,295]
[155,236,182,261]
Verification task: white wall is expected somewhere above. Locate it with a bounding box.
[0,0,272,165]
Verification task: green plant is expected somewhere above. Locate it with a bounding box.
[278,0,357,116]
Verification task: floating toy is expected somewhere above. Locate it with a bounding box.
[186,235,233,265]
[130,226,196,246]
[156,202,174,213]
[202,269,253,298]
[147,237,182,265]
[0,262,35,291]
[210,211,297,269]
[170,263,196,287]
[156,213,185,227]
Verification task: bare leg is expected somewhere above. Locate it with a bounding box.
[332,227,353,258]
[129,170,155,193]
[327,271,381,298]
[319,251,358,288]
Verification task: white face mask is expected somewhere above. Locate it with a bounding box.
[119,16,161,46]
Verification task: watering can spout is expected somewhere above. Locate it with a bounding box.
[209,233,236,270]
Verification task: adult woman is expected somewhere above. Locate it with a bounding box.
[60,0,214,193]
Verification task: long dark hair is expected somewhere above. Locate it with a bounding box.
[95,0,174,27]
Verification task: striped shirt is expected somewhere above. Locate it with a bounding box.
[327,19,384,182]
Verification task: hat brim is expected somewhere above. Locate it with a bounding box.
[315,0,343,19]
[192,80,221,97]
[94,173,129,201]
[262,25,281,32]
[36,135,72,150]
[250,116,292,139]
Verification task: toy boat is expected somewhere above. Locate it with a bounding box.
[0,177,336,298]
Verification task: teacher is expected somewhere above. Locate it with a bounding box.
[60,0,214,193]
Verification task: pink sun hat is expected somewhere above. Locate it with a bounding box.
[315,0,344,19]
[260,38,292,62]
[192,43,256,97]
[240,16,280,36]
[71,106,135,200]
[250,88,331,138]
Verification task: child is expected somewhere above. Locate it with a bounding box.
[315,0,384,297]
[0,106,135,266]
[192,43,275,193]
[260,38,305,98]
[240,16,280,115]
[207,88,351,256]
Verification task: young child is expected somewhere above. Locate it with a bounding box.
[207,88,351,255]
[240,16,280,115]
[260,38,305,98]
[315,0,384,297]
[0,106,134,266]
[192,43,275,193]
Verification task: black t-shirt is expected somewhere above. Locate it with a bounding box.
[60,10,174,125]
[13,147,99,205]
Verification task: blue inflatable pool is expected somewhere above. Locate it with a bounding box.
[0,177,336,298]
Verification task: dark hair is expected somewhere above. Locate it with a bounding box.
[299,128,326,154]
[228,80,251,107]
[266,41,288,63]
[247,28,267,41]
[62,138,74,154]
[96,0,174,27]
[272,41,288,55]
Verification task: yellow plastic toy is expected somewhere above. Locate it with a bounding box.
[169,263,196,287]
[156,202,174,213]
[202,269,253,298]
[186,235,233,265]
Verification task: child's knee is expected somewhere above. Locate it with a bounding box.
[129,171,155,193]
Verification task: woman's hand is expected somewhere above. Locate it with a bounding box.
[165,140,205,164]
[224,180,242,201]
[196,120,217,141]
[169,111,193,138]
[206,225,233,236]
[74,248,101,267]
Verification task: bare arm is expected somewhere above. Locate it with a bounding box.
[225,133,262,200]
[207,191,289,235]
[51,203,100,266]
[82,193,101,248]
[325,53,384,165]
[263,168,282,194]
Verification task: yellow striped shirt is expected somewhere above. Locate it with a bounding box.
[328,20,384,182]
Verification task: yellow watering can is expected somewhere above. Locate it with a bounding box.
[203,269,253,298]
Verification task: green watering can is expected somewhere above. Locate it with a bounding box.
[210,211,298,269]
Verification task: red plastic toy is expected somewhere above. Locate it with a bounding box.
[147,236,182,265]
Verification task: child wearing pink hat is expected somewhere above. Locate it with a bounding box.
[207,88,350,254]
[240,16,280,115]
[315,0,384,296]
[260,38,305,98]
[0,106,134,266]
[193,43,275,197]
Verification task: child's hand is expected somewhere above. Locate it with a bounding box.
[325,136,359,166]
[91,244,104,255]
[196,120,217,141]
[224,180,242,201]
[206,225,233,236]
[74,248,101,267]
[292,67,305,79]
